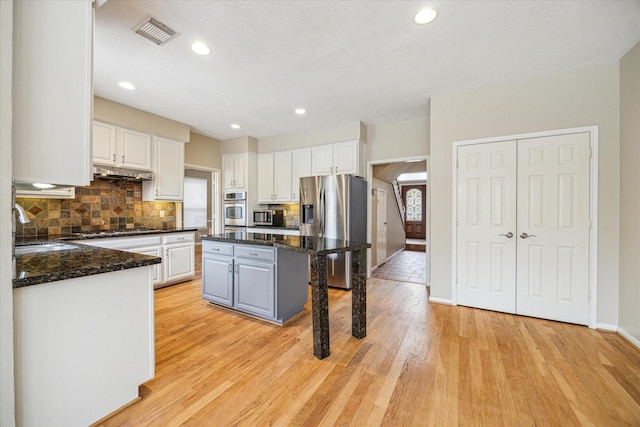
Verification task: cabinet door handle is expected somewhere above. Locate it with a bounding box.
[122,155,125,163]
[520,232,537,239]
[112,154,116,162]
[248,252,259,256]
[177,238,185,240]
[499,232,514,238]
[228,264,232,273]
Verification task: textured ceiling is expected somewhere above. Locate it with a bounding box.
[94,1,640,141]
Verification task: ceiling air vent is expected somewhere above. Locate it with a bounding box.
[134,17,178,45]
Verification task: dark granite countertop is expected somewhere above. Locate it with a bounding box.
[12,228,195,288]
[13,242,161,288]
[15,228,197,245]
[200,232,369,255]
[246,225,300,231]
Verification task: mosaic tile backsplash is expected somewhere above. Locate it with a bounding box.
[15,180,176,238]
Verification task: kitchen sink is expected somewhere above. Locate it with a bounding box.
[14,243,80,255]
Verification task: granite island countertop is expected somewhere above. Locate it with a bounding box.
[200,232,369,255]
[13,228,196,288]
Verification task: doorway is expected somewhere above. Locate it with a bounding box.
[367,156,430,285]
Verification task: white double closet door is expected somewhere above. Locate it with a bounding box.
[456,133,590,325]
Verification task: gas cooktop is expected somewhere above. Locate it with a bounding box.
[74,228,159,237]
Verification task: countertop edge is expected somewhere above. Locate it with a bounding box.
[13,256,161,288]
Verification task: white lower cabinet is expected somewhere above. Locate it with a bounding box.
[202,240,308,324]
[164,242,195,283]
[74,232,195,288]
[132,246,162,285]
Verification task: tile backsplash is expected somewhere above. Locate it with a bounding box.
[266,203,300,228]
[15,180,176,238]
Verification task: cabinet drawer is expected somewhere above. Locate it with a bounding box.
[235,245,275,262]
[203,241,234,257]
[163,232,194,245]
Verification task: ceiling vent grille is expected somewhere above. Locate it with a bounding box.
[134,17,178,45]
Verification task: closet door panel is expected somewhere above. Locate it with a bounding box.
[456,141,517,313]
[516,133,590,325]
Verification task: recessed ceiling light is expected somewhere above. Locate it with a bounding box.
[414,8,438,25]
[295,108,306,115]
[191,42,211,55]
[118,81,136,90]
[230,124,240,129]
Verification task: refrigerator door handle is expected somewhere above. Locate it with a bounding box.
[319,188,325,236]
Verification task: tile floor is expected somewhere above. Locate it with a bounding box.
[372,249,427,284]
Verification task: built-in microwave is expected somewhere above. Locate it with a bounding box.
[253,210,272,226]
[253,209,284,227]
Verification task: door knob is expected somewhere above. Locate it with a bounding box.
[520,232,536,239]
[499,232,513,238]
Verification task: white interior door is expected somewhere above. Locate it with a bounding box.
[376,188,387,266]
[457,141,517,313]
[516,133,590,325]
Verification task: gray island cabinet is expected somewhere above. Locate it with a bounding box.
[201,232,370,359]
[202,239,309,324]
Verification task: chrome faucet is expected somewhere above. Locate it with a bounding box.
[14,203,30,224]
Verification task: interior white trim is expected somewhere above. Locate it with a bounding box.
[596,323,618,332]
[428,296,453,305]
[366,155,430,283]
[618,328,640,351]
[450,126,599,328]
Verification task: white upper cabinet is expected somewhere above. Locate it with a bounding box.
[291,148,312,202]
[258,154,275,203]
[119,128,153,171]
[92,122,117,166]
[142,136,185,201]
[12,0,93,187]
[223,153,248,190]
[311,145,335,176]
[258,152,292,203]
[311,140,364,177]
[93,122,153,171]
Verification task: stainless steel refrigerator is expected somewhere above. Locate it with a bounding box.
[299,175,367,289]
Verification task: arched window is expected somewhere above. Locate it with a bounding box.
[406,188,422,222]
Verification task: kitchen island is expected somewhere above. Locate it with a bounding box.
[201,232,370,359]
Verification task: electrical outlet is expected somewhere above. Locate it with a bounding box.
[160,210,165,218]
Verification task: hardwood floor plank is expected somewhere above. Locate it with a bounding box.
[94,276,640,426]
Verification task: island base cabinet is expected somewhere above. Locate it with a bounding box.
[202,241,308,324]
[203,255,234,307]
[235,260,275,318]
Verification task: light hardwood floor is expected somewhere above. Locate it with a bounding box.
[96,268,640,426]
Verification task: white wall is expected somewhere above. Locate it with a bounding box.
[618,42,640,345]
[430,63,620,326]
[221,136,258,155]
[0,1,15,425]
[367,116,430,161]
[186,132,221,169]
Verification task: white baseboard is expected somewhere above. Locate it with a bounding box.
[618,328,640,351]
[596,323,618,332]
[428,296,453,305]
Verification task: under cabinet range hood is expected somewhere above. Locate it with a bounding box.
[92,166,154,181]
